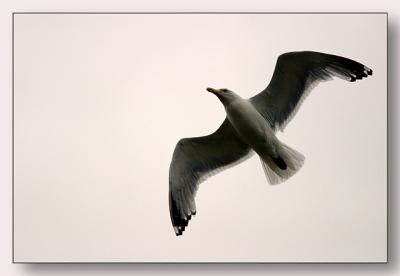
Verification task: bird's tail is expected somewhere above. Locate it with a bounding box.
[260,143,305,185]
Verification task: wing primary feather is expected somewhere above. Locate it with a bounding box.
[169,120,251,236]
[250,51,373,131]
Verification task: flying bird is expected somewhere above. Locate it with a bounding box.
[169,51,373,236]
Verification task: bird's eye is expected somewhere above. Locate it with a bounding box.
[220,88,228,92]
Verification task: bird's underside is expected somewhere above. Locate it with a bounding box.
[169,51,373,236]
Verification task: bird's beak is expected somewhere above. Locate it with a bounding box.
[206,87,220,94]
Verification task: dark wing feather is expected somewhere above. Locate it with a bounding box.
[250,51,373,131]
[169,119,252,236]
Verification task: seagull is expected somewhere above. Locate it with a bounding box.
[168,51,373,236]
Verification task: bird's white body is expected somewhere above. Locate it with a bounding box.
[224,95,279,159]
[215,90,305,185]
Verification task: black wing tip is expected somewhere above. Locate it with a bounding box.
[364,66,373,76]
[173,211,196,236]
[349,65,373,82]
[170,190,197,236]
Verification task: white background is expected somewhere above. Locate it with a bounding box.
[12,13,386,263]
[0,0,398,275]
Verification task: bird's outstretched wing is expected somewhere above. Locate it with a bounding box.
[250,51,373,131]
[169,119,252,235]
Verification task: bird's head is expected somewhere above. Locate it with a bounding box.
[206,87,240,106]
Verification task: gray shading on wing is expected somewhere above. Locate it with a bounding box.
[169,119,252,236]
[250,51,373,131]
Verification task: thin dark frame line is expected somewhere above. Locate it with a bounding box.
[12,11,388,14]
[11,12,389,264]
[386,12,389,264]
[12,12,15,264]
